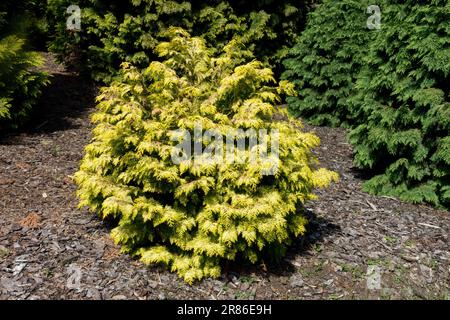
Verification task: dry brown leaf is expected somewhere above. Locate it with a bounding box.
[19,213,42,229]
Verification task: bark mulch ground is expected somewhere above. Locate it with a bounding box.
[0,54,449,300]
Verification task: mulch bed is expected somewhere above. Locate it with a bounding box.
[0,54,448,300]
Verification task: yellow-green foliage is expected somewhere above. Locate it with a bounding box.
[75,29,338,283]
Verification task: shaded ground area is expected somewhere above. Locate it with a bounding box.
[0,55,449,300]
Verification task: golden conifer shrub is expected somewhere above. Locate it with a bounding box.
[75,28,338,283]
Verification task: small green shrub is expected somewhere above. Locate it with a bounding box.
[0,0,49,131]
[74,29,338,283]
[282,0,379,127]
[0,0,49,49]
[0,36,49,130]
[349,1,450,208]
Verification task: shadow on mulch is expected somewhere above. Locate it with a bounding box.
[96,206,341,281]
[0,72,97,143]
[222,208,341,279]
[349,166,374,180]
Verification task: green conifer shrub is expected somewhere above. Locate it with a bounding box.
[0,1,49,130]
[0,36,49,130]
[0,0,49,49]
[47,0,311,82]
[195,0,312,73]
[283,0,449,209]
[47,0,192,82]
[74,29,338,283]
[282,0,379,127]
[348,1,450,208]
